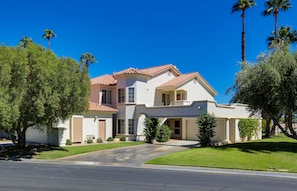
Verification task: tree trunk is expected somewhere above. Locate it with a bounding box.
[15,122,28,149]
[241,10,246,64]
[270,123,276,136]
[287,113,297,138]
[273,118,297,140]
[264,118,272,138]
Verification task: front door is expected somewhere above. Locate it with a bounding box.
[168,119,182,139]
[99,120,106,141]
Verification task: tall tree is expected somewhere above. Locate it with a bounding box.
[232,0,256,64]
[19,36,33,48]
[231,49,297,139]
[262,0,292,40]
[80,52,97,72]
[42,29,56,49]
[266,26,297,48]
[0,43,90,148]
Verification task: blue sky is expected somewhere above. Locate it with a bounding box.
[1,0,297,103]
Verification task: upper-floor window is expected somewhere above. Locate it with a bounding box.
[176,91,187,101]
[162,93,170,105]
[102,90,112,104]
[128,87,134,103]
[118,88,125,103]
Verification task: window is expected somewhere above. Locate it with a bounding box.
[118,119,125,134]
[162,93,170,105]
[118,88,125,103]
[176,91,187,100]
[128,119,134,134]
[102,90,112,104]
[174,120,180,135]
[128,87,135,103]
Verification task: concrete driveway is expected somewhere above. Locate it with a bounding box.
[55,140,198,166]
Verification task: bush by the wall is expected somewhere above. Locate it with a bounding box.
[156,124,172,142]
[66,139,72,145]
[107,137,114,142]
[96,137,103,143]
[238,118,259,141]
[197,113,216,146]
[120,136,126,141]
[143,117,159,143]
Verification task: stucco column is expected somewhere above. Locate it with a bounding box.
[225,118,230,143]
[174,89,177,102]
[235,119,240,142]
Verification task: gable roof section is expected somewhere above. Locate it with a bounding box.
[111,64,182,80]
[139,64,181,76]
[91,74,117,86]
[113,67,150,79]
[157,72,217,96]
[88,101,118,113]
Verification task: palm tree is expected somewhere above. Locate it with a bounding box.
[19,36,33,48]
[266,26,297,48]
[42,29,56,49]
[80,52,97,72]
[232,0,256,64]
[262,0,292,40]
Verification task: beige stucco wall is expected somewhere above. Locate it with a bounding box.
[212,118,225,142]
[147,71,178,106]
[178,79,214,102]
[185,119,198,141]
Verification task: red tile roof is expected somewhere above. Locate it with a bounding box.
[139,64,181,76]
[91,75,116,86]
[157,72,217,96]
[88,101,117,113]
[113,68,150,78]
[158,72,198,88]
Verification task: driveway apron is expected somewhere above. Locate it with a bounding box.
[55,140,198,166]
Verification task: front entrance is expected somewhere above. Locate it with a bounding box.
[98,120,106,141]
[165,119,182,139]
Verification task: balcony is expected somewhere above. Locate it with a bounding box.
[169,100,192,106]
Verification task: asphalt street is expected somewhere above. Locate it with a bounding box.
[1,161,297,191]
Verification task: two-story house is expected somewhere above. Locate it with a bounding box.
[25,64,261,146]
[90,64,261,143]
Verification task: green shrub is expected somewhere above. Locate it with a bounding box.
[143,117,159,143]
[66,139,72,145]
[238,118,259,141]
[86,137,93,144]
[120,136,126,141]
[96,137,103,143]
[197,113,216,146]
[107,137,114,141]
[156,124,172,142]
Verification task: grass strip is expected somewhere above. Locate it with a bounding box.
[34,142,144,160]
[146,134,297,172]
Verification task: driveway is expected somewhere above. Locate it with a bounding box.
[55,140,198,166]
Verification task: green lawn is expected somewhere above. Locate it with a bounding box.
[146,134,297,172]
[34,142,144,160]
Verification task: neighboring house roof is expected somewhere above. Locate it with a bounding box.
[157,72,218,96]
[139,64,181,76]
[91,74,117,86]
[88,101,118,113]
